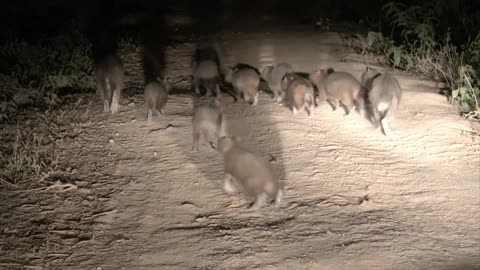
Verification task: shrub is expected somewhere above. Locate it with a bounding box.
[0,106,85,187]
[0,22,95,186]
[0,124,59,186]
[0,25,95,106]
[365,1,480,119]
[0,75,20,121]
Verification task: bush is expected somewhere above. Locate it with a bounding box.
[0,23,95,186]
[0,126,59,186]
[0,26,95,101]
[365,1,480,119]
[0,107,85,187]
[0,75,20,121]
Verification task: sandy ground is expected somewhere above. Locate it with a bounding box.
[1,24,480,270]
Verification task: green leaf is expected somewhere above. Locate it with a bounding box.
[452,89,459,98]
[405,55,414,70]
[458,87,468,97]
[474,87,480,96]
[367,32,382,47]
[392,46,403,67]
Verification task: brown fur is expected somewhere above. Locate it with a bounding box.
[225,67,260,106]
[94,54,125,114]
[192,99,225,151]
[144,78,170,123]
[192,60,221,97]
[281,73,315,116]
[217,136,282,210]
[309,69,362,115]
[261,62,294,102]
[361,67,403,137]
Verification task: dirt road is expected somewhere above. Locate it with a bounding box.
[1,25,479,270]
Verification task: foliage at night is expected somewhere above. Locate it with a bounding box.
[366,1,480,119]
[0,24,94,120]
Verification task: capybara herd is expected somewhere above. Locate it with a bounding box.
[95,41,403,210]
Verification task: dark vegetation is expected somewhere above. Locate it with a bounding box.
[366,0,480,119]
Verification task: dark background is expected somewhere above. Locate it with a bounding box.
[0,0,401,42]
[0,0,478,79]
[1,0,478,46]
[0,0,480,47]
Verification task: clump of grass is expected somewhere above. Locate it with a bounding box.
[364,1,480,119]
[0,105,88,188]
[0,30,94,91]
[0,75,21,122]
[0,124,59,187]
[0,20,95,118]
[0,20,99,187]
[1,132,63,189]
